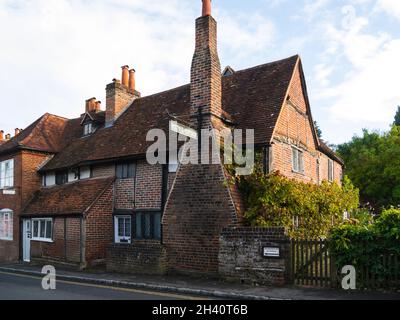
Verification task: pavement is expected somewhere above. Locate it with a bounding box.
[0,262,399,300]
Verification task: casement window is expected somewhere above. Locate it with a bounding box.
[0,210,13,241]
[83,122,94,136]
[114,212,162,243]
[135,212,161,240]
[292,147,304,174]
[0,159,14,189]
[55,171,68,185]
[32,218,53,242]
[116,162,135,179]
[328,159,334,182]
[114,216,132,244]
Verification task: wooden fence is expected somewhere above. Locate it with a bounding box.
[291,239,400,290]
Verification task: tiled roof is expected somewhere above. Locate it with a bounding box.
[0,113,82,155]
[319,141,344,165]
[22,177,114,216]
[41,56,299,171]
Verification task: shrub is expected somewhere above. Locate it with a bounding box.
[236,161,359,239]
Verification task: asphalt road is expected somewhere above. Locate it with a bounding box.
[0,271,203,300]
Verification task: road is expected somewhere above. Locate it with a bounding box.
[0,271,204,300]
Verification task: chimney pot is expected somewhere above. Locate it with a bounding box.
[129,69,136,93]
[5,133,11,140]
[0,130,4,141]
[15,128,20,136]
[121,65,129,87]
[85,97,97,113]
[202,0,212,17]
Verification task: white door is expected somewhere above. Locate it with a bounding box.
[23,219,32,262]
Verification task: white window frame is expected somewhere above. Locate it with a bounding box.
[84,122,94,136]
[114,216,132,244]
[0,159,14,189]
[328,159,334,182]
[32,218,53,242]
[292,147,304,174]
[0,209,13,241]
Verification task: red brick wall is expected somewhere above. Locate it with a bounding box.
[272,63,342,184]
[115,179,135,209]
[85,182,114,265]
[31,217,82,265]
[135,161,163,209]
[0,151,49,262]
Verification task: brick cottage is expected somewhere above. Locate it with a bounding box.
[0,0,343,275]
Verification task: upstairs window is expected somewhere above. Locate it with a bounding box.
[55,171,68,185]
[292,147,304,174]
[328,159,334,182]
[83,122,94,136]
[0,159,14,189]
[116,162,135,179]
[0,210,13,241]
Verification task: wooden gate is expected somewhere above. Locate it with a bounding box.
[291,239,337,288]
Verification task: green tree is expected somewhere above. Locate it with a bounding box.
[314,121,322,138]
[337,127,400,210]
[394,106,400,126]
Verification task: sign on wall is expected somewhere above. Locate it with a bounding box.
[263,247,280,258]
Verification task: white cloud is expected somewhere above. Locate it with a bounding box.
[0,0,276,136]
[315,5,400,128]
[376,0,400,19]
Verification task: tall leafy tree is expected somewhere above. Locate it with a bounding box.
[337,127,400,210]
[314,121,322,139]
[394,106,400,126]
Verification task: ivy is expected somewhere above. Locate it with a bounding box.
[235,155,360,239]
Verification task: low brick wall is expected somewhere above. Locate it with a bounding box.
[106,241,167,275]
[219,227,291,286]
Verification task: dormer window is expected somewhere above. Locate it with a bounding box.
[84,122,94,136]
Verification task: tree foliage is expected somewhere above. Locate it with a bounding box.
[329,208,400,287]
[394,106,400,126]
[236,159,359,239]
[337,127,400,210]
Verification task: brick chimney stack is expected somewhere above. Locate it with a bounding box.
[190,0,222,130]
[129,69,136,93]
[0,130,4,141]
[85,97,97,113]
[105,66,141,127]
[5,133,11,140]
[15,128,21,136]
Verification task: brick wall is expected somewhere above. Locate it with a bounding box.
[135,161,162,209]
[219,227,291,286]
[163,164,238,275]
[107,240,167,275]
[272,62,343,184]
[31,217,82,266]
[0,150,49,262]
[85,182,114,266]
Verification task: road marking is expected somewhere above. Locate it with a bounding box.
[0,271,210,300]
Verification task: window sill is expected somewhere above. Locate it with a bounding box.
[292,170,305,176]
[31,239,54,243]
[0,238,13,242]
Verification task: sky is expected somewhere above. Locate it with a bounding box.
[0,0,399,145]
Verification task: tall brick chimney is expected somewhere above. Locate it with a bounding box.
[190,0,222,130]
[163,0,239,276]
[105,66,141,127]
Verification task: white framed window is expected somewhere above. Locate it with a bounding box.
[114,216,132,244]
[328,159,334,182]
[32,218,53,242]
[0,159,14,189]
[0,209,13,241]
[84,122,94,136]
[292,147,304,174]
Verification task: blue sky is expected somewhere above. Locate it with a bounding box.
[0,0,399,144]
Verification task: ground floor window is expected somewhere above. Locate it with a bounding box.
[0,209,13,240]
[114,212,162,243]
[114,216,132,244]
[32,218,53,242]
